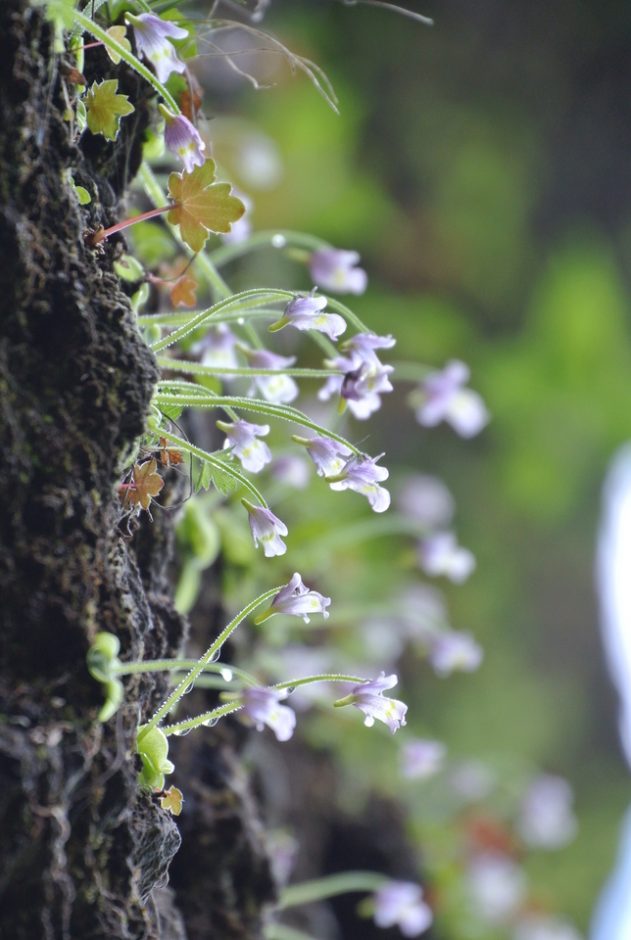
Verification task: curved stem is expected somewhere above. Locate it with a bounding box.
[162,700,244,737]
[139,585,283,737]
[274,673,366,691]
[72,12,180,113]
[138,308,282,328]
[153,394,361,456]
[149,288,294,353]
[157,359,342,379]
[208,229,331,268]
[115,659,260,687]
[277,872,387,910]
[155,426,267,506]
[324,296,370,335]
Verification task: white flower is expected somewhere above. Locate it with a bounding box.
[242,687,296,741]
[414,360,489,437]
[466,853,526,924]
[373,881,432,936]
[328,453,391,513]
[517,775,577,849]
[309,248,368,295]
[401,739,446,780]
[218,419,272,473]
[243,501,288,557]
[126,13,188,83]
[427,630,483,677]
[339,673,407,734]
[419,531,475,582]
[271,294,347,341]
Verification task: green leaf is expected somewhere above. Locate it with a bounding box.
[85,79,135,141]
[167,160,245,253]
[104,25,131,65]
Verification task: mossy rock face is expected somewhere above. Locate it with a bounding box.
[0,4,273,937]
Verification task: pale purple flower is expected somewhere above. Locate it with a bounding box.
[329,453,391,513]
[268,572,331,623]
[242,686,296,741]
[163,112,206,173]
[218,419,272,473]
[517,775,577,850]
[466,853,526,924]
[373,881,432,936]
[419,531,475,582]
[414,360,489,438]
[448,760,495,802]
[195,325,240,377]
[267,830,298,887]
[270,294,347,341]
[126,13,188,83]
[397,474,455,529]
[319,332,395,420]
[245,348,299,403]
[401,739,447,781]
[343,673,407,733]
[295,435,352,478]
[268,455,311,489]
[427,630,483,677]
[243,501,288,557]
[309,248,368,295]
[513,915,582,940]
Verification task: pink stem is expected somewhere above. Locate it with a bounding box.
[91,205,172,246]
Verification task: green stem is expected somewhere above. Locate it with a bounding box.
[274,673,365,691]
[291,514,430,551]
[149,288,293,353]
[157,359,342,379]
[139,585,283,736]
[72,11,180,113]
[138,308,281,328]
[265,926,319,940]
[162,700,244,737]
[115,659,259,687]
[153,394,361,455]
[277,872,387,910]
[208,229,330,268]
[154,426,267,506]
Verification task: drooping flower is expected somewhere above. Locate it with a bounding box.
[309,248,368,295]
[270,294,347,341]
[319,332,395,419]
[126,13,188,83]
[413,360,489,438]
[328,453,391,513]
[427,630,483,678]
[466,853,526,925]
[243,500,288,557]
[337,673,407,733]
[373,881,433,937]
[195,324,240,376]
[294,435,352,478]
[517,775,577,850]
[397,474,455,529]
[401,739,447,781]
[418,531,476,582]
[160,107,206,173]
[244,348,299,403]
[218,419,272,473]
[257,572,331,624]
[241,686,296,742]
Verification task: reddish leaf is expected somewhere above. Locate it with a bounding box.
[167,160,245,253]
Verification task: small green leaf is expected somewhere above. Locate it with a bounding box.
[136,726,175,791]
[104,25,131,64]
[75,186,91,205]
[85,79,135,141]
[114,254,145,282]
[167,160,245,253]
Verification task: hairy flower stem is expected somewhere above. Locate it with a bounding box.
[277,872,387,910]
[138,585,283,740]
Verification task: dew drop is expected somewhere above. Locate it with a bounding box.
[183,682,195,694]
[271,234,286,249]
[202,717,219,728]
[220,667,233,682]
[173,726,192,737]
[237,317,245,325]
[363,716,375,728]
[210,648,222,663]
[284,686,296,696]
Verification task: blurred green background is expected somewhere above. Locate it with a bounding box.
[187,0,631,931]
